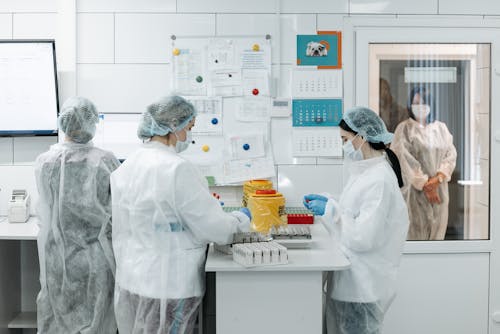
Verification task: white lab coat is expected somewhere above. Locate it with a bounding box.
[321,155,409,333]
[111,141,249,333]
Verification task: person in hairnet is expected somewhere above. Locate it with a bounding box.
[391,87,457,240]
[35,96,120,333]
[111,95,251,334]
[303,107,409,334]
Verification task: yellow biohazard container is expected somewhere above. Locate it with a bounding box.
[242,179,273,207]
[247,189,286,233]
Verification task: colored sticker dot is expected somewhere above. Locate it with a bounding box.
[202,145,210,152]
[211,118,218,125]
[196,75,203,83]
[172,48,180,56]
[243,143,250,151]
[252,88,259,96]
[252,44,260,51]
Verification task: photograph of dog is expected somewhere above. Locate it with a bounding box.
[306,41,328,57]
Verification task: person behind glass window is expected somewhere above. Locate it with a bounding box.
[379,78,408,132]
[303,106,409,334]
[391,86,457,240]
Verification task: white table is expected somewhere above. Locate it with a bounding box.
[0,216,39,240]
[205,223,350,334]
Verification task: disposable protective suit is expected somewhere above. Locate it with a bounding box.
[392,118,457,240]
[35,142,120,333]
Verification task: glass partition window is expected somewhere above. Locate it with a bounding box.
[369,44,490,241]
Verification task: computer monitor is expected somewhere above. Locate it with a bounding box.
[0,40,59,136]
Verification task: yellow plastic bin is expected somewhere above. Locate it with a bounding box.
[248,190,286,233]
[242,179,273,207]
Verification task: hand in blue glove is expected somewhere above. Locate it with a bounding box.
[239,207,252,220]
[303,194,328,216]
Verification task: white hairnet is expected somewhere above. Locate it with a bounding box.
[137,95,197,140]
[343,106,394,144]
[58,96,99,144]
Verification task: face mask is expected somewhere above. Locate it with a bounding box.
[411,104,431,120]
[174,129,192,153]
[342,137,364,161]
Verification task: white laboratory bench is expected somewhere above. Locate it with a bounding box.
[0,217,40,333]
[0,217,39,240]
[205,223,350,334]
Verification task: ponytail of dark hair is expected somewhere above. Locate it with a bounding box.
[366,141,404,187]
[339,120,404,188]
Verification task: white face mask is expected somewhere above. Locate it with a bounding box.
[342,136,364,161]
[411,104,431,120]
[174,129,192,153]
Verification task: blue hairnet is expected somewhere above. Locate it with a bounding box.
[58,96,99,144]
[343,106,394,144]
[137,95,197,140]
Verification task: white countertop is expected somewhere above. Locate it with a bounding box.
[206,223,350,272]
[0,216,39,240]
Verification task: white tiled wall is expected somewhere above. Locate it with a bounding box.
[1,0,499,212]
[77,64,171,113]
[439,0,500,15]
[77,14,114,63]
[350,0,437,14]
[76,0,176,13]
[0,0,56,13]
[12,13,57,39]
[0,14,12,38]
[177,0,276,13]
[115,14,215,63]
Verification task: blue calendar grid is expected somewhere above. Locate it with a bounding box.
[292,99,343,127]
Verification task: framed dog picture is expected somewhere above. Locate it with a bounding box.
[296,31,342,69]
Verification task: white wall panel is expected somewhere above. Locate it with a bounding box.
[350,0,438,15]
[0,165,37,216]
[275,64,291,97]
[280,14,316,64]
[384,253,489,334]
[178,0,274,13]
[77,64,171,114]
[217,14,315,64]
[439,0,500,15]
[0,139,13,165]
[13,13,56,39]
[277,165,343,206]
[317,14,344,30]
[77,0,176,13]
[281,0,348,13]
[271,118,316,165]
[0,0,56,12]
[77,14,114,63]
[0,14,12,39]
[13,137,57,165]
[115,14,215,63]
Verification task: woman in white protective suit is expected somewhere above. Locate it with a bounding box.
[111,95,251,334]
[391,87,457,240]
[303,107,409,334]
[35,97,120,333]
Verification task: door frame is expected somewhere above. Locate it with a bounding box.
[343,16,500,333]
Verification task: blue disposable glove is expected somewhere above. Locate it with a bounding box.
[239,207,252,220]
[303,194,328,216]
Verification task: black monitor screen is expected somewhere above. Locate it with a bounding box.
[0,40,59,136]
